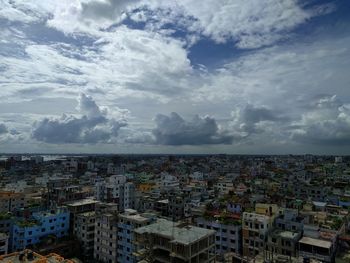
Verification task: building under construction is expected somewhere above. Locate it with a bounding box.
[134,219,216,263]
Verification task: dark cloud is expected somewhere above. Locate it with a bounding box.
[32,94,126,144]
[291,95,350,145]
[232,105,288,136]
[152,112,233,145]
[0,123,8,134]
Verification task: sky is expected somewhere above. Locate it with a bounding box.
[0,0,350,155]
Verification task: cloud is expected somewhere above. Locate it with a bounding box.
[231,104,288,137]
[292,95,350,145]
[32,93,127,144]
[141,0,335,49]
[0,123,8,134]
[152,112,233,145]
[2,0,333,49]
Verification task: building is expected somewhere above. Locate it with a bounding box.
[117,209,155,263]
[134,219,216,263]
[242,204,278,258]
[46,179,90,207]
[0,192,26,213]
[66,198,99,234]
[95,175,136,211]
[0,232,8,255]
[195,216,242,257]
[11,207,70,251]
[94,211,118,263]
[0,249,74,262]
[266,209,303,258]
[299,236,335,263]
[74,211,95,257]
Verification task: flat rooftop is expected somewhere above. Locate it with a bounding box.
[120,210,150,223]
[65,198,99,207]
[135,219,215,245]
[299,236,332,249]
[271,229,300,239]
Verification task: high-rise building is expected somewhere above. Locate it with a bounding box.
[94,211,118,263]
[74,211,96,257]
[117,209,155,263]
[95,175,135,211]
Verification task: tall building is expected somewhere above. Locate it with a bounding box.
[94,211,118,263]
[74,211,96,257]
[95,175,136,211]
[134,219,216,263]
[266,209,304,258]
[242,204,278,258]
[117,209,155,263]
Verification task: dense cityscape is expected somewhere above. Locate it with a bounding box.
[1,0,350,262]
[0,154,349,262]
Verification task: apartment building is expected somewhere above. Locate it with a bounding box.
[0,191,26,213]
[196,216,242,256]
[117,209,155,263]
[74,211,95,256]
[242,204,279,258]
[94,212,118,263]
[11,207,70,251]
[95,175,136,212]
[266,209,304,258]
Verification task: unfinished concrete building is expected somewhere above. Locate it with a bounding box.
[134,219,216,263]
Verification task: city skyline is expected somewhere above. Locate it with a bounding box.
[1,0,350,154]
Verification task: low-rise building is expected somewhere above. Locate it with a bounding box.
[11,207,70,251]
[134,219,216,263]
[0,192,26,213]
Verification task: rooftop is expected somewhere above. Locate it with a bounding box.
[65,198,99,207]
[120,210,150,223]
[135,219,215,245]
[271,229,300,239]
[0,250,74,263]
[299,236,332,249]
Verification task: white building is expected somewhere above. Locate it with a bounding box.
[160,173,180,189]
[95,175,135,211]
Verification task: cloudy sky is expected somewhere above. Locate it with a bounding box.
[0,0,350,154]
